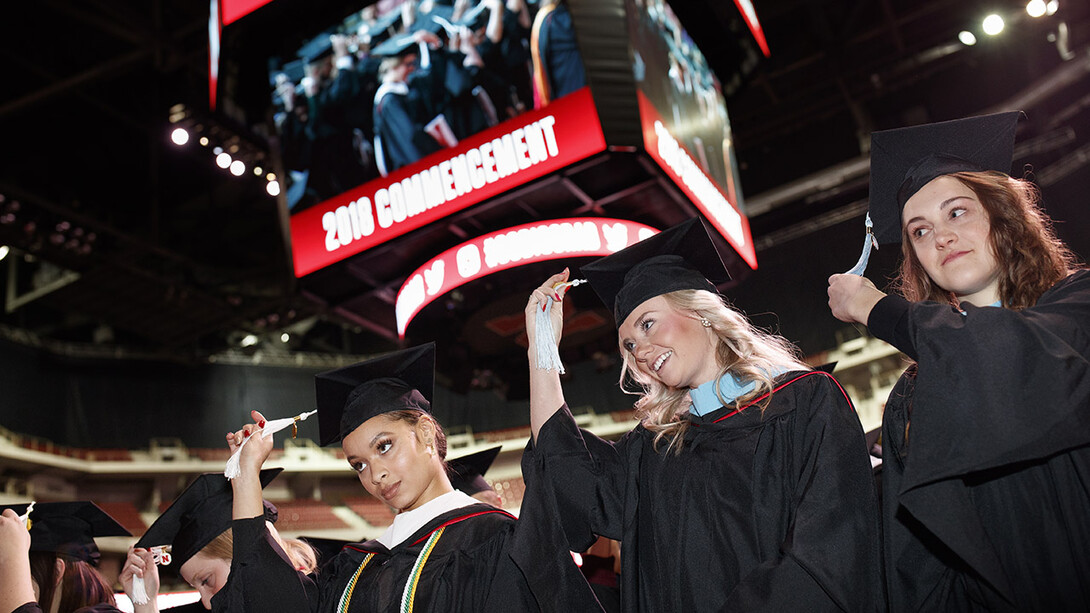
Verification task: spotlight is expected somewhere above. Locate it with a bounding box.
[171,127,190,145]
[1026,0,1047,17]
[280,332,290,343]
[240,334,259,347]
[959,30,978,45]
[213,146,224,155]
[199,136,210,146]
[230,160,246,176]
[1046,0,1058,14]
[253,166,263,176]
[266,172,277,181]
[0,246,8,262]
[266,181,281,197]
[982,14,1004,35]
[216,152,232,169]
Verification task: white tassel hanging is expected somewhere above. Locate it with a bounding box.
[533,279,585,375]
[131,546,171,605]
[131,576,150,605]
[224,410,318,480]
[18,500,35,529]
[845,213,878,276]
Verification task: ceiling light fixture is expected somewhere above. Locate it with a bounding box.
[982,14,1005,36]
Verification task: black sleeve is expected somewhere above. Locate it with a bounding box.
[867,294,916,359]
[213,516,316,613]
[520,404,631,551]
[892,272,1090,485]
[723,375,883,613]
[379,94,429,165]
[10,605,42,613]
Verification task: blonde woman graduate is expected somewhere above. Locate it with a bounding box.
[121,469,317,612]
[523,218,882,612]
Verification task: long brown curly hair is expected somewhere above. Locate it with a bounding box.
[894,171,1081,309]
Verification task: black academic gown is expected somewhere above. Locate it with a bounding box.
[535,3,585,102]
[870,269,1090,612]
[207,516,317,613]
[523,370,882,612]
[317,503,601,612]
[373,82,441,175]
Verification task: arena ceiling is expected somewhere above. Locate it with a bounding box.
[1,0,1088,385]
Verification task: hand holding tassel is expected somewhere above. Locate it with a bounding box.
[524,269,586,374]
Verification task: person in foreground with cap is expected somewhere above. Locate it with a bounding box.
[828,111,1090,611]
[229,342,602,612]
[523,218,882,611]
[118,469,316,612]
[0,501,131,613]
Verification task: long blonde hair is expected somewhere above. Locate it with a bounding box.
[619,289,808,454]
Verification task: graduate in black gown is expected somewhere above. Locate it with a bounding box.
[828,111,1090,611]
[0,501,131,613]
[120,470,316,612]
[230,342,602,612]
[523,218,883,612]
[447,445,505,508]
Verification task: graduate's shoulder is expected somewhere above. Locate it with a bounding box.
[769,369,854,408]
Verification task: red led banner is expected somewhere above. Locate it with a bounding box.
[290,88,607,277]
[222,0,275,25]
[395,218,660,337]
[637,92,757,270]
[732,0,771,57]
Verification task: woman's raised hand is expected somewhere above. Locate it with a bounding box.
[120,546,161,609]
[524,269,571,351]
[827,273,886,324]
[227,410,274,478]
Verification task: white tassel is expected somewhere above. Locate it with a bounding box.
[845,213,878,276]
[18,500,35,529]
[225,410,317,479]
[533,279,585,375]
[131,575,150,605]
[131,546,170,605]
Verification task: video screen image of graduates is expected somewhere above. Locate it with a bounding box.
[269,0,586,213]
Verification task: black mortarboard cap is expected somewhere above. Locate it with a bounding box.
[0,501,131,565]
[868,111,1021,244]
[370,33,421,58]
[814,361,838,374]
[414,4,455,34]
[448,446,501,495]
[135,469,282,568]
[580,218,731,326]
[272,59,307,86]
[299,33,335,64]
[315,343,436,446]
[370,9,404,35]
[456,1,491,29]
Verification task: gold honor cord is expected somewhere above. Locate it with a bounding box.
[401,527,446,613]
[335,526,445,613]
[337,552,375,613]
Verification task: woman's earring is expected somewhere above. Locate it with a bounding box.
[701,318,712,328]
